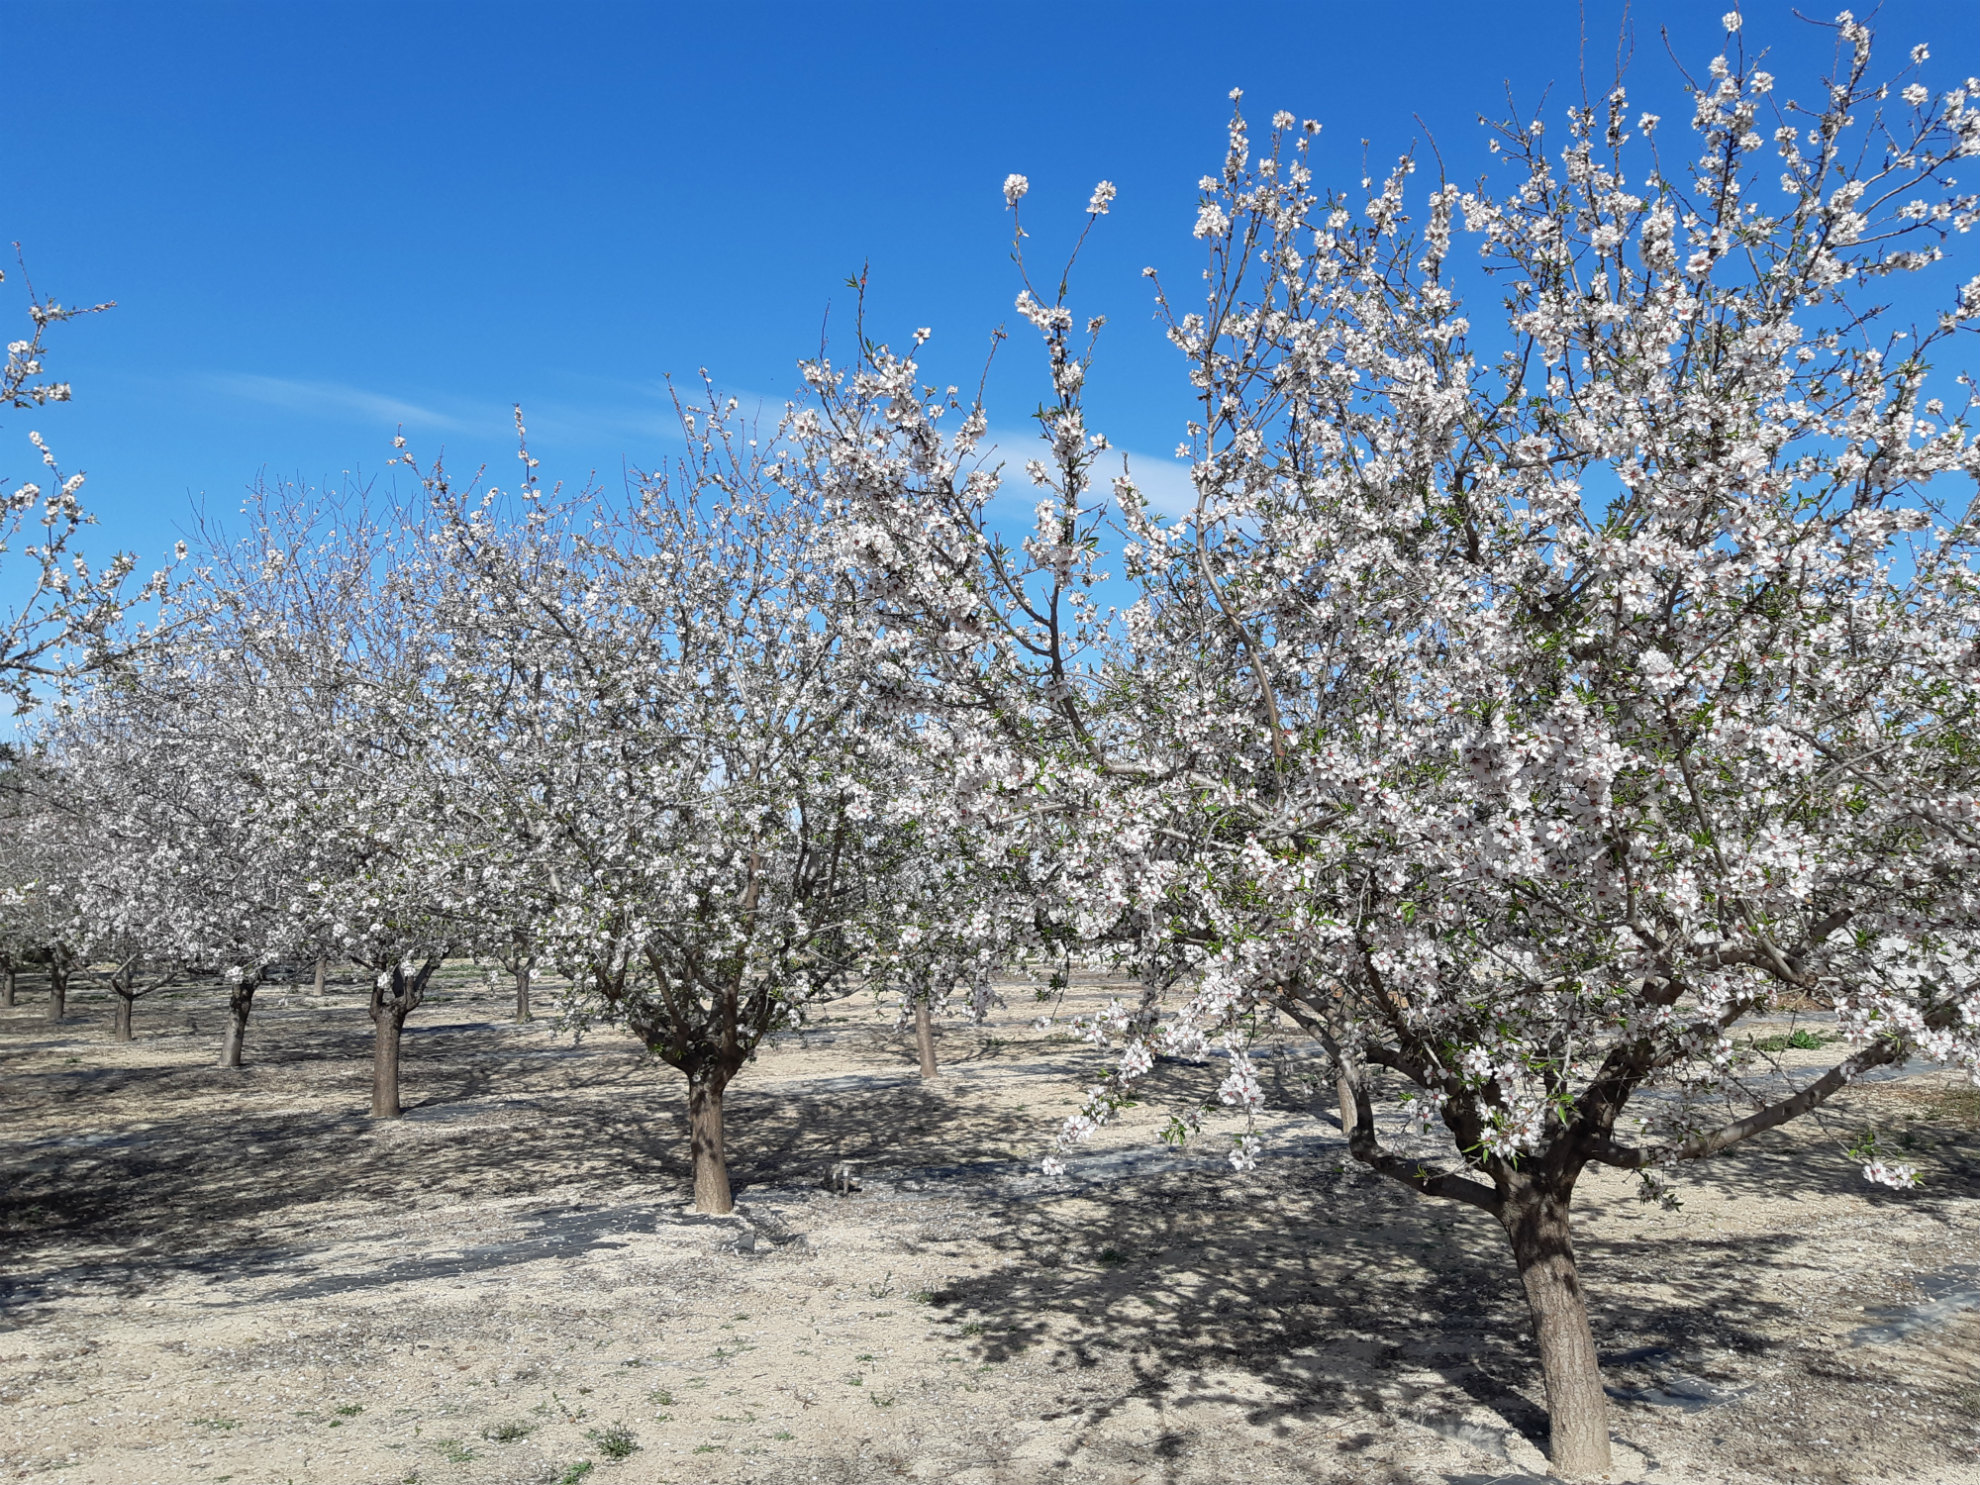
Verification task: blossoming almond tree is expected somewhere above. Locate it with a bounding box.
[420,404,918,1212]
[36,654,317,1058]
[0,753,81,1021]
[191,483,473,1111]
[1,258,173,714]
[810,15,1980,1475]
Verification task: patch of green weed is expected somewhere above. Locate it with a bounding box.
[1754,1027,1830,1052]
[584,1423,638,1461]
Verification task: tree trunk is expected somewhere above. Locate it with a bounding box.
[515,964,531,1023]
[219,984,254,1069]
[914,999,938,1079]
[373,1010,405,1118]
[113,995,133,1042]
[47,965,66,1023]
[1502,1183,1611,1477]
[313,951,327,997]
[1337,1072,1357,1135]
[2,968,14,1008]
[689,1077,733,1214]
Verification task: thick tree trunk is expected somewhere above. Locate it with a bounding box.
[313,951,327,997]
[914,999,938,1079]
[515,965,532,1023]
[113,995,133,1042]
[47,966,66,1023]
[3,968,15,1008]
[1502,1184,1611,1477]
[689,1077,732,1214]
[219,984,254,1069]
[1337,1072,1357,1135]
[372,1011,405,1118]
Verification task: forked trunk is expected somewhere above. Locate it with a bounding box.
[689,1077,732,1214]
[373,1011,405,1118]
[47,966,66,1023]
[914,999,938,1079]
[220,984,255,1069]
[313,952,327,997]
[113,995,133,1042]
[515,965,532,1023]
[1501,1182,1611,1477]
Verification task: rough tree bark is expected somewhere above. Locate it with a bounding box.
[313,951,327,997]
[515,964,532,1024]
[112,992,133,1042]
[1336,1072,1356,1135]
[373,1012,404,1116]
[1500,1176,1610,1478]
[2,966,15,1008]
[219,980,256,1068]
[368,960,438,1118]
[1343,1069,1613,1477]
[689,1073,733,1213]
[46,962,66,1023]
[914,998,938,1079]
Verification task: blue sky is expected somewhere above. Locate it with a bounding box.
[3,0,1975,571]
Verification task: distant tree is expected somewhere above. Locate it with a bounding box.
[34,652,315,1055]
[184,482,472,1108]
[0,754,79,1021]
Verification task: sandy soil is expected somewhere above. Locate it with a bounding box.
[3,967,1979,1485]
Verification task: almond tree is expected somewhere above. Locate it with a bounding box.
[810,16,1980,1476]
[420,403,924,1212]
[868,774,1036,1078]
[0,759,78,1021]
[1,258,172,713]
[36,657,315,1058]
[191,483,471,1110]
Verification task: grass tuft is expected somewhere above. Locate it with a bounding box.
[1754,1028,1830,1052]
[584,1422,639,1461]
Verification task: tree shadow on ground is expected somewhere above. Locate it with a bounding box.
[913,1114,1980,1479]
[0,987,1064,1317]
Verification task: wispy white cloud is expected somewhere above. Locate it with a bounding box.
[203,373,478,434]
[982,426,1197,518]
[198,375,1202,514]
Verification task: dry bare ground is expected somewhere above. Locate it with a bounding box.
[4,968,1980,1485]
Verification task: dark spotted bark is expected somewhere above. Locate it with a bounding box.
[689,1074,733,1213]
[1501,1179,1611,1477]
[219,980,256,1069]
[372,1012,404,1117]
[368,960,438,1118]
[914,999,938,1078]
